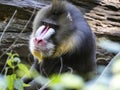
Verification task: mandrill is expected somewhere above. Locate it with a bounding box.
[23,0,96,89]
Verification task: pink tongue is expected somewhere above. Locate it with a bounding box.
[40,26,49,37]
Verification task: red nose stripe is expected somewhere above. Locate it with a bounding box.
[40,26,49,37]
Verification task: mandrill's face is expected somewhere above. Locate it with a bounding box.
[29,5,78,62]
[29,25,56,58]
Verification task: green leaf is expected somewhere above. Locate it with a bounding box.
[86,84,107,90]
[112,59,120,74]
[49,73,84,90]
[7,59,14,69]
[14,79,24,90]
[12,53,19,57]
[6,53,12,58]
[0,76,7,90]
[18,64,30,77]
[23,83,31,87]
[13,57,21,63]
[11,53,19,60]
[61,73,84,89]
[6,74,16,90]
[5,67,9,76]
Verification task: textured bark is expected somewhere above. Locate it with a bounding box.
[0,0,119,70]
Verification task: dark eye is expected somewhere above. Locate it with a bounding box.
[41,21,46,25]
[53,11,59,16]
[41,20,59,29]
[50,24,59,29]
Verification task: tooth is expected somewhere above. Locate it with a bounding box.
[43,28,55,39]
[35,25,45,37]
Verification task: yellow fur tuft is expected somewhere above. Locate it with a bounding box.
[31,50,44,63]
[53,35,76,57]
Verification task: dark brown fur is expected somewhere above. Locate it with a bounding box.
[23,1,96,90]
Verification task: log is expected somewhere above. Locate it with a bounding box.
[0,0,119,69]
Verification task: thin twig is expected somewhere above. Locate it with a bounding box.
[0,10,17,44]
[0,51,13,74]
[67,66,73,74]
[39,79,53,90]
[59,57,63,75]
[93,52,120,85]
[0,8,36,59]
[40,57,64,90]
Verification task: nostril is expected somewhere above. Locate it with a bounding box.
[38,39,43,43]
[34,38,38,43]
[34,38,46,46]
